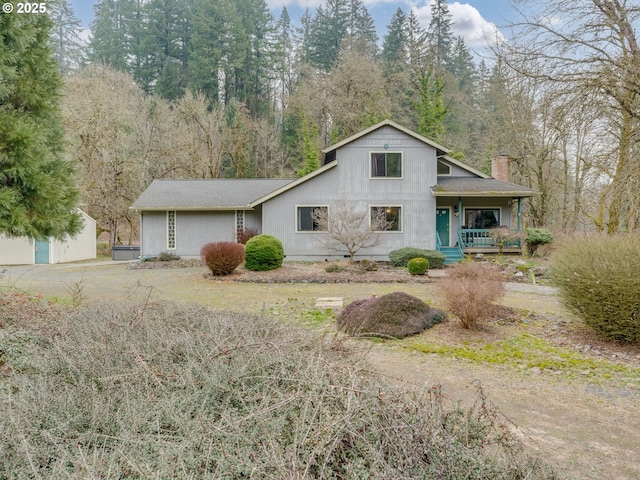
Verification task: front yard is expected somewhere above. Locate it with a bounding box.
[1,259,639,478]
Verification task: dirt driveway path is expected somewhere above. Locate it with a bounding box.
[2,261,639,479]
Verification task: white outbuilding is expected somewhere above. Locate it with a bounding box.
[0,209,96,265]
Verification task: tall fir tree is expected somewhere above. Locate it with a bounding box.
[48,0,87,76]
[427,0,454,71]
[144,0,192,99]
[0,13,82,239]
[382,8,407,67]
[305,0,350,71]
[89,0,130,72]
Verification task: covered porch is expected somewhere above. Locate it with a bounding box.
[431,176,538,263]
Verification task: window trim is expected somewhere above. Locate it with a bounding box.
[295,205,329,233]
[369,151,403,179]
[370,205,402,232]
[463,206,502,229]
[166,210,176,250]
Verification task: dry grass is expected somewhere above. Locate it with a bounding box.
[0,298,557,479]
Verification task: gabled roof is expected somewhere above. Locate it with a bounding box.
[131,178,293,211]
[431,177,538,197]
[323,119,450,155]
[248,160,338,207]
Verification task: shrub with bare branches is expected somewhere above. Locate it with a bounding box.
[201,242,244,275]
[437,262,505,329]
[0,300,555,478]
[313,200,391,262]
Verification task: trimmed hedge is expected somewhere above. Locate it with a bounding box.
[201,242,244,275]
[389,247,446,269]
[244,234,284,271]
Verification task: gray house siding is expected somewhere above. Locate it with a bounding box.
[262,126,439,261]
[141,210,236,258]
[140,211,167,258]
[132,120,537,262]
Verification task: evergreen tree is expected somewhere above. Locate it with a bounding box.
[345,0,377,57]
[297,115,320,177]
[427,0,454,71]
[450,36,477,93]
[382,8,407,67]
[234,0,277,116]
[48,0,86,76]
[0,13,82,239]
[144,0,192,99]
[406,9,427,74]
[416,70,448,141]
[189,0,246,104]
[306,0,350,71]
[89,0,130,71]
[275,8,296,111]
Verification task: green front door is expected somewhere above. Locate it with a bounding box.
[436,208,450,247]
[35,238,50,264]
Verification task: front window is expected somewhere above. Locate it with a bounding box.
[465,208,500,229]
[371,152,402,177]
[297,206,328,232]
[371,206,401,231]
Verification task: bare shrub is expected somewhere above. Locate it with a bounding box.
[313,200,391,262]
[201,241,244,275]
[0,300,555,478]
[337,292,446,338]
[438,262,505,329]
[237,226,258,245]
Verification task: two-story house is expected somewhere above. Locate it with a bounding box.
[131,119,537,262]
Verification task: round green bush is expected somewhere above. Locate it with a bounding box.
[389,247,446,269]
[244,234,284,271]
[525,228,553,256]
[550,235,640,343]
[407,257,429,275]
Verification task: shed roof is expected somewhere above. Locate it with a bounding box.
[131,179,293,211]
[431,177,538,197]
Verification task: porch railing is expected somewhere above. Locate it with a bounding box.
[458,228,521,249]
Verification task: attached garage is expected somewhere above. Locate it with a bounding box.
[0,210,97,265]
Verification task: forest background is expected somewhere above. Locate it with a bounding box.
[47,0,640,245]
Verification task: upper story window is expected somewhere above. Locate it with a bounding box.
[297,206,328,232]
[437,160,451,175]
[371,152,402,178]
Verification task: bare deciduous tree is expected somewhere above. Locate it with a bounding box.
[63,65,149,245]
[312,201,391,261]
[496,0,640,233]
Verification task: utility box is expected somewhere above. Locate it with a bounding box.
[111,245,140,261]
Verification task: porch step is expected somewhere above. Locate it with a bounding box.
[439,247,463,265]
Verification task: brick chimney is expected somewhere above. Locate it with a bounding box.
[491,155,509,182]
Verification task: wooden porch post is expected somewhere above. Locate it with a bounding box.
[517,198,522,230]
